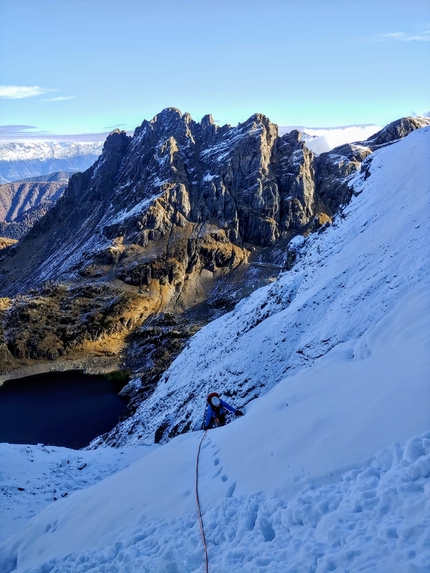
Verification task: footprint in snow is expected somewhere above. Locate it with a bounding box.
[225,481,237,497]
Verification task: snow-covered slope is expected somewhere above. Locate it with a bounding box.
[0,283,429,572]
[98,125,430,446]
[0,141,103,183]
[0,127,429,573]
[0,444,156,543]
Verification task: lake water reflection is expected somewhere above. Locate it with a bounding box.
[0,371,128,449]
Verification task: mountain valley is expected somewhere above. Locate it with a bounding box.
[0,172,70,239]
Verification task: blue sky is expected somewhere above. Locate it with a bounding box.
[0,0,429,140]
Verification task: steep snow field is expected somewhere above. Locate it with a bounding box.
[0,127,429,572]
[0,286,429,572]
[0,445,156,542]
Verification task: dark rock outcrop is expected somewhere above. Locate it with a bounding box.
[363,116,430,149]
[315,144,372,213]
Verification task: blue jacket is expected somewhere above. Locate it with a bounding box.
[205,399,237,429]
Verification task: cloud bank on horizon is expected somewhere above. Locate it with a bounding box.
[301,125,383,154]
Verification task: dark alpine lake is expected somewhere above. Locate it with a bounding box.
[0,371,128,449]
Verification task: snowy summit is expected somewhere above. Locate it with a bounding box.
[0,126,429,572]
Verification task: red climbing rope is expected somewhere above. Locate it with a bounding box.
[196,430,209,573]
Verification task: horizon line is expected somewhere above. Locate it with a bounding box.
[0,123,386,143]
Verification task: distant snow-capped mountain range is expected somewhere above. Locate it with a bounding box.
[0,141,104,183]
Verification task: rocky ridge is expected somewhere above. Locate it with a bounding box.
[0,112,427,416]
[0,172,71,239]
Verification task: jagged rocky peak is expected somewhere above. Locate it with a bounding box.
[201,113,215,127]
[102,128,131,153]
[0,108,344,298]
[152,106,183,124]
[133,108,190,144]
[105,109,285,242]
[5,109,427,297]
[199,113,219,144]
[242,111,274,129]
[108,128,124,135]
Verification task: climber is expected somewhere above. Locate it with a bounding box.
[204,392,244,430]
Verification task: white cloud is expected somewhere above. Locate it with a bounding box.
[42,96,76,102]
[379,30,430,42]
[0,85,54,99]
[301,125,383,155]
